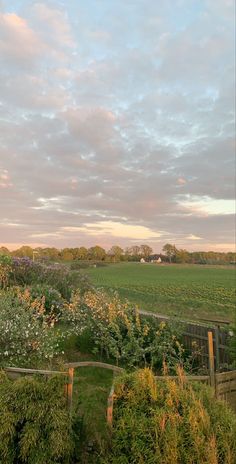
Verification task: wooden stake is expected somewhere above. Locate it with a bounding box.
[107,385,114,427]
[208,331,215,390]
[67,367,74,414]
[214,326,220,370]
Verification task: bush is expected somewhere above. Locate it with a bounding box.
[0,254,12,289]
[10,258,91,300]
[70,261,90,270]
[10,257,42,286]
[102,368,236,464]
[37,264,91,300]
[70,261,108,270]
[0,289,63,367]
[62,290,185,371]
[30,284,64,316]
[0,372,76,463]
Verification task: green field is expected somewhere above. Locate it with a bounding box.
[84,263,236,322]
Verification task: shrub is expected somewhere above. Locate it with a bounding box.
[29,284,64,316]
[0,289,63,367]
[0,254,12,289]
[10,258,91,300]
[62,290,185,371]
[10,257,42,286]
[0,372,76,463]
[70,261,90,270]
[70,261,108,271]
[102,368,236,464]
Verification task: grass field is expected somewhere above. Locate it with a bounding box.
[84,263,235,322]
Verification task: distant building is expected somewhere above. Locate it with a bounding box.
[140,258,146,263]
[149,255,162,263]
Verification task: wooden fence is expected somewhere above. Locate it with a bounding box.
[4,366,74,412]
[107,369,236,426]
[4,362,124,415]
[215,370,236,412]
[139,310,231,370]
[107,332,236,425]
[4,359,236,429]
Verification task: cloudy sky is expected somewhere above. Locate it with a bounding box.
[0,0,235,251]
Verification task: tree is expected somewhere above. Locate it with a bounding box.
[88,245,106,261]
[0,247,10,256]
[176,249,191,263]
[108,246,124,262]
[13,246,33,259]
[74,247,88,260]
[140,245,153,259]
[61,248,74,261]
[38,247,60,261]
[162,243,177,263]
[126,246,141,261]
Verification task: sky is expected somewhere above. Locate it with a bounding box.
[0,0,235,252]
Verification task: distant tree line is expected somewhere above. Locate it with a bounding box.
[0,244,235,265]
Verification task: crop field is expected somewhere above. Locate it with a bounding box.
[85,263,235,322]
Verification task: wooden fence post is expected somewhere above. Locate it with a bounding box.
[67,367,74,414]
[107,385,114,427]
[214,326,220,370]
[208,331,215,390]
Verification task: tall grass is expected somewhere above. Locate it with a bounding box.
[101,368,236,464]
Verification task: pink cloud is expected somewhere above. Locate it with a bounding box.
[0,12,45,65]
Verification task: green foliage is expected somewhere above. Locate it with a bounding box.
[0,254,12,289]
[162,243,177,262]
[87,246,106,261]
[10,258,91,300]
[62,290,186,371]
[0,372,76,464]
[101,369,236,464]
[29,284,64,315]
[10,258,42,286]
[0,289,62,367]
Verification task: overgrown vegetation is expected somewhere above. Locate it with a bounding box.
[0,253,235,463]
[102,368,236,464]
[0,372,79,464]
[62,289,191,372]
[0,289,62,367]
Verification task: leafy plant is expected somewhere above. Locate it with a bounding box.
[101,368,236,464]
[29,284,64,316]
[10,258,91,300]
[0,254,12,289]
[62,290,186,371]
[0,371,77,464]
[0,289,63,367]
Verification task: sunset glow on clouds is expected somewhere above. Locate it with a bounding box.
[0,0,235,251]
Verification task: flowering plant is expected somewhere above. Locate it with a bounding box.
[62,289,185,371]
[0,289,63,367]
[10,258,91,300]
